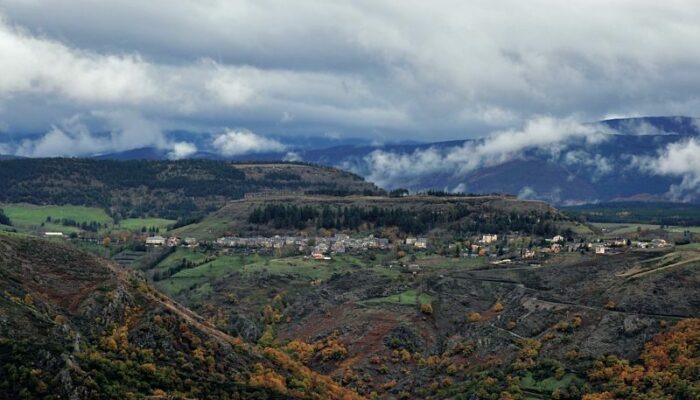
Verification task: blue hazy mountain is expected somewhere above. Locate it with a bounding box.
[75,116,700,204]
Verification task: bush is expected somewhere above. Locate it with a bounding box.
[0,209,11,226]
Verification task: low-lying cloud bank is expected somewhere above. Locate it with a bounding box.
[636,138,700,201]
[168,142,198,160]
[212,129,286,156]
[8,113,286,160]
[14,112,167,157]
[338,116,700,202]
[344,117,614,188]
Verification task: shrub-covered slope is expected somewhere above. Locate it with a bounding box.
[0,232,361,399]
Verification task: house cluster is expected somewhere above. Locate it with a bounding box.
[145,235,199,248]
[404,237,429,249]
[593,238,671,255]
[480,234,498,244]
[215,233,401,259]
[461,234,583,260]
[634,238,671,249]
[44,232,65,238]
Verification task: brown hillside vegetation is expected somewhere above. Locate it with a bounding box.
[584,318,700,399]
[0,232,361,399]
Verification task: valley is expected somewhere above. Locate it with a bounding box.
[0,159,699,399]
[2,2,700,399]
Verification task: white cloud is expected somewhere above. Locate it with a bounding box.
[451,183,467,193]
[213,129,286,156]
[563,150,613,181]
[14,112,167,157]
[637,138,700,201]
[348,116,614,188]
[16,123,108,157]
[517,186,538,200]
[168,142,197,159]
[205,66,255,107]
[283,151,302,162]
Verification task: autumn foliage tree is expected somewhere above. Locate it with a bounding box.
[468,312,482,323]
[584,319,700,399]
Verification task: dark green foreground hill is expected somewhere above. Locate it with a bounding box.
[0,232,361,399]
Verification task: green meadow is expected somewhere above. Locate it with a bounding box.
[2,204,112,225]
[156,252,402,297]
[117,218,176,231]
[1,203,180,234]
[362,289,432,306]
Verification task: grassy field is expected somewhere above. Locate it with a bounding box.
[0,203,184,235]
[2,204,112,228]
[593,222,661,234]
[592,222,700,235]
[117,218,175,231]
[171,217,230,240]
[520,372,579,395]
[241,254,370,280]
[174,254,265,279]
[156,252,401,296]
[156,249,210,270]
[157,253,269,295]
[413,254,488,270]
[678,243,700,251]
[362,289,432,306]
[557,220,595,235]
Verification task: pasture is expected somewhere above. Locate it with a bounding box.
[118,218,176,231]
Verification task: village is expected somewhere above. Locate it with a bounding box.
[139,230,675,266]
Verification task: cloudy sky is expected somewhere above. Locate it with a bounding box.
[1,0,700,157]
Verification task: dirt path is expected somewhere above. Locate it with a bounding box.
[489,323,527,340]
[530,297,691,320]
[625,256,700,279]
[106,261,233,341]
[445,270,693,320]
[155,295,245,346]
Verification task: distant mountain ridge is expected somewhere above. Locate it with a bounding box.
[90,116,700,204]
[4,116,700,204]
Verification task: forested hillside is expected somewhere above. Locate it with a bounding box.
[0,159,381,219]
[248,202,562,235]
[175,194,562,239]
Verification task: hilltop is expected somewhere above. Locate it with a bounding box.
[173,194,561,239]
[0,159,381,220]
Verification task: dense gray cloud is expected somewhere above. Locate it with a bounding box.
[0,0,699,152]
